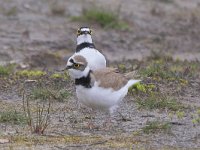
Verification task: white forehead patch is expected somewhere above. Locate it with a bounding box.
[80,27,90,32]
[66,61,73,67]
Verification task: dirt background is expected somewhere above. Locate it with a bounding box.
[0,0,200,149]
[0,0,200,68]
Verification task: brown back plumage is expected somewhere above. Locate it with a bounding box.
[92,68,128,91]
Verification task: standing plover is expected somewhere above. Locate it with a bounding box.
[65,55,140,127]
[68,27,106,71]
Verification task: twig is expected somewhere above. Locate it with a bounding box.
[88,140,108,146]
[41,99,51,134]
[141,115,155,118]
[55,140,108,149]
[22,80,51,134]
[22,89,26,112]
[117,111,131,121]
[169,121,186,126]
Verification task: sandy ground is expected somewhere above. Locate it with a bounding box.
[0,0,200,67]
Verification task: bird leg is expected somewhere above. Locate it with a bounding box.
[102,113,113,130]
[86,109,97,129]
[117,111,131,122]
[87,120,95,129]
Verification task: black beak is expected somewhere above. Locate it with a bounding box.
[61,66,72,71]
[65,66,72,70]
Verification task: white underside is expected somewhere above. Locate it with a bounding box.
[76,80,140,113]
[75,48,106,71]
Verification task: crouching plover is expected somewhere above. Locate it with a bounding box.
[65,55,140,128]
[68,27,106,71]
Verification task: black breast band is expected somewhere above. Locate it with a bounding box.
[76,42,95,52]
[75,70,92,88]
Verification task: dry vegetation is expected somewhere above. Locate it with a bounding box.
[0,53,200,149]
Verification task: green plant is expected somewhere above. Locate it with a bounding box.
[22,81,53,134]
[72,8,129,30]
[191,109,200,126]
[176,111,185,119]
[30,88,52,101]
[136,94,185,111]
[16,70,46,77]
[192,118,200,126]
[118,64,126,73]
[0,64,14,76]
[197,109,200,115]
[0,111,26,125]
[50,73,63,79]
[139,54,199,82]
[0,6,18,16]
[50,72,69,80]
[23,91,51,134]
[30,88,70,102]
[21,78,71,134]
[168,112,174,120]
[130,83,156,94]
[56,89,71,102]
[142,121,171,134]
[139,59,177,79]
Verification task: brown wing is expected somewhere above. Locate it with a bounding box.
[92,68,128,90]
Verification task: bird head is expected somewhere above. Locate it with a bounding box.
[77,27,92,36]
[76,27,93,45]
[65,55,90,79]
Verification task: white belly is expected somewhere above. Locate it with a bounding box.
[77,48,106,70]
[76,84,128,112]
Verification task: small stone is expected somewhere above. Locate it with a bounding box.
[0,138,9,144]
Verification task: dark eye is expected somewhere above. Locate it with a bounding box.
[89,30,92,34]
[74,64,80,68]
[77,29,81,35]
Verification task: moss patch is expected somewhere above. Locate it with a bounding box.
[16,70,46,78]
[142,121,171,134]
[130,82,156,94]
[50,72,69,80]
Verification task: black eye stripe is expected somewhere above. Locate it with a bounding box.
[69,59,83,68]
[79,31,91,35]
[69,58,74,63]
